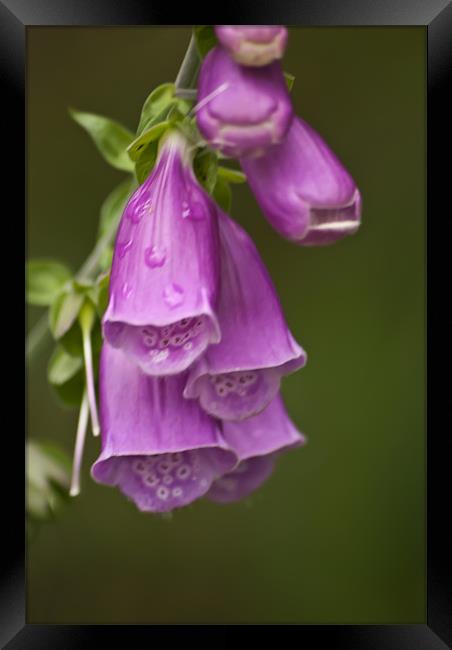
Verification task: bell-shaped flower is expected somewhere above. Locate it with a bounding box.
[103,130,221,376]
[184,210,306,421]
[215,25,288,67]
[240,117,362,245]
[91,343,237,514]
[196,45,293,158]
[206,394,305,503]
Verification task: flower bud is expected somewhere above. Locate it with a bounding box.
[215,25,288,67]
[196,45,293,158]
[241,117,362,245]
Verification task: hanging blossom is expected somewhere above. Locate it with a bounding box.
[197,30,361,246]
[92,343,237,513]
[196,44,293,158]
[103,129,221,376]
[58,25,362,514]
[184,210,306,421]
[241,117,362,245]
[214,25,288,67]
[207,394,305,503]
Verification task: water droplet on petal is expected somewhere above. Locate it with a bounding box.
[182,200,191,219]
[117,239,133,259]
[121,282,133,299]
[129,198,152,223]
[182,198,205,221]
[163,283,184,308]
[145,245,167,268]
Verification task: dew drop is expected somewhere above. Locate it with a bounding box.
[117,239,133,259]
[145,245,166,268]
[129,198,152,224]
[181,200,191,219]
[163,283,184,308]
[121,282,133,299]
[182,199,205,221]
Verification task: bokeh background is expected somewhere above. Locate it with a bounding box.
[27,27,426,624]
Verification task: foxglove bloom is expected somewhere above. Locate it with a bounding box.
[103,130,221,375]
[215,26,288,67]
[184,211,306,421]
[241,117,362,245]
[207,394,305,503]
[196,45,293,158]
[92,344,237,513]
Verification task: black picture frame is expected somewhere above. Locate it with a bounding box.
[6,1,451,646]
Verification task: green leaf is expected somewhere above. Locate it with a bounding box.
[212,177,232,213]
[217,166,246,184]
[94,273,110,317]
[194,26,217,58]
[27,440,71,521]
[48,346,83,385]
[135,139,160,184]
[127,120,172,162]
[59,322,83,357]
[49,290,84,339]
[98,177,136,241]
[69,108,135,172]
[52,368,85,408]
[136,83,176,136]
[284,72,295,91]
[194,149,218,194]
[26,259,72,306]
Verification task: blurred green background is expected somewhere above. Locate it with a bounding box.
[27,27,426,624]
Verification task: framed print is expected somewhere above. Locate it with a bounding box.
[3,0,451,646]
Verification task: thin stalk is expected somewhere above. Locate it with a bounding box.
[69,390,89,496]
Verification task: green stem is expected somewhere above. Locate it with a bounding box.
[174,33,200,91]
[26,32,199,362]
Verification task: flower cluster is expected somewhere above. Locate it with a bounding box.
[90,25,361,514]
[198,26,362,245]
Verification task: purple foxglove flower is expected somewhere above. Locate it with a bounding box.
[103,130,221,376]
[184,210,306,421]
[196,45,293,158]
[241,117,362,245]
[207,394,305,503]
[91,343,237,513]
[215,25,288,67]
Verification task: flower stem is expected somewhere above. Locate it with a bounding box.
[79,303,100,436]
[69,389,89,496]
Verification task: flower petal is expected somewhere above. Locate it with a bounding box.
[92,344,236,513]
[215,26,288,67]
[185,211,306,420]
[206,394,305,503]
[241,117,361,245]
[196,45,293,158]
[103,131,220,376]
